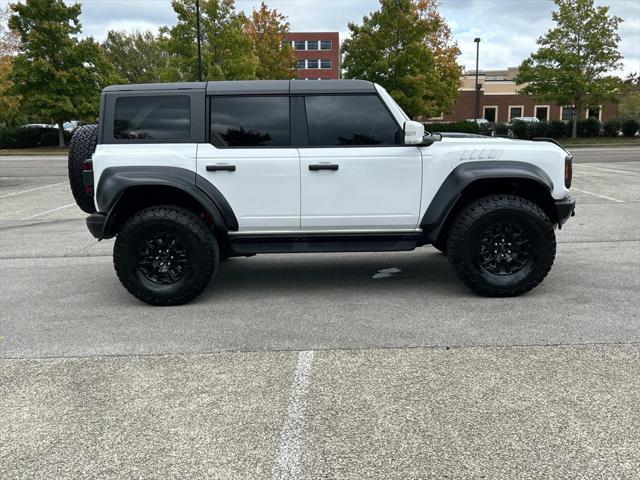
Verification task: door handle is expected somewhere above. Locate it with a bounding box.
[206,164,236,172]
[309,164,339,171]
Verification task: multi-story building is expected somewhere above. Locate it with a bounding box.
[435,67,617,123]
[285,32,340,80]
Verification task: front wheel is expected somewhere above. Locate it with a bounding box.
[446,195,556,297]
[113,206,219,306]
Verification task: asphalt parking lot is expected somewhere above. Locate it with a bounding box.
[1,146,639,479]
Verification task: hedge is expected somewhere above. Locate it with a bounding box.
[0,126,72,149]
[425,121,480,134]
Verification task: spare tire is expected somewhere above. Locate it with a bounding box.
[68,124,98,214]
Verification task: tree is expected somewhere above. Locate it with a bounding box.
[243,2,296,80]
[103,30,168,84]
[619,72,640,121]
[9,0,116,146]
[0,5,21,125]
[342,0,461,118]
[161,0,258,82]
[514,0,623,138]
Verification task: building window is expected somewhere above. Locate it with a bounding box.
[508,106,523,120]
[114,95,190,140]
[307,59,319,69]
[483,106,497,123]
[320,59,332,69]
[534,106,549,121]
[297,59,306,69]
[561,106,575,122]
[294,40,306,50]
[210,96,290,147]
[321,40,332,50]
[586,106,601,121]
[307,40,318,50]
[304,95,400,146]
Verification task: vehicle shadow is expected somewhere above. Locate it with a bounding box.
[200,248,466,299]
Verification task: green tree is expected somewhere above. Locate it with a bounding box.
[244,2,296,80]
[342,0,461,118]
[619,73,640,121]
[161,0,258,82]
[514,0,623,138]
[103,30,168,84]
[9,0,115,146]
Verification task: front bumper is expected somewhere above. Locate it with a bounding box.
[86,212,107,239]
[555,196,576,228]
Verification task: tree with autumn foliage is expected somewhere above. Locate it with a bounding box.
[244,2,296,80]
[515,0,623,138]
[342,0,461,118]
[0,5,21,125]
[161,0,258,81]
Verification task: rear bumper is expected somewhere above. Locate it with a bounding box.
[86,212,107,239]
[555,196,576,227]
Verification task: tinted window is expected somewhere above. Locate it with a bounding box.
[294,40,306,50]
[307,40,318,50]
[307,59,319,69]
[321,40,332,50]
[320,59,331,69]
[297,59,306,69]
[114,95,190,140]
[305,95,400,146]
[210,96,290,147]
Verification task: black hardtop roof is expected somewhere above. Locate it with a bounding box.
[102,79,376,95]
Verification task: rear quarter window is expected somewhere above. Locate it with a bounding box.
[113,95,191,140]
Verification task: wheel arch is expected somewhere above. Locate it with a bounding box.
[96,166,238,239]
[421,161,557,245]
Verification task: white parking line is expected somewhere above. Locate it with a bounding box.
[273,350,315,480]
[571,188,624,203]
[574,164,640,176]
[0,181,66,198]
[22,203,75,220]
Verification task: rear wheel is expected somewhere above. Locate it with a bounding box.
[446,195,556,297]
[68,124,98,213]
[113,206,219,306]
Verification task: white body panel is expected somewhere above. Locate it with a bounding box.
[92,143,197,210]
[299,147,423,230]
[196,144,300,232]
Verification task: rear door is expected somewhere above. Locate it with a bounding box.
[298,94,423,231]
[197,95,300,232]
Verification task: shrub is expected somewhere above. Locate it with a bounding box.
[603,118,622,137]
[425,121,480,134]
[510,120,529,139]
[621,118,639,137]
[577,118,601,137]
[0,126,71,149]
[547,120,567,139]
[494,123,509,136]
[528,121,549,139]
[478,122,494,137]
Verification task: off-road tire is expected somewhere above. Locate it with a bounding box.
[446,195,556,297]
[68,124,98,213]
[113,206,219,306]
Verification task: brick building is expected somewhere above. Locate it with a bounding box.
[435,67,617,123]
[284,32,340,80]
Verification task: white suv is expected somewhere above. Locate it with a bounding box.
[67,80,575,305]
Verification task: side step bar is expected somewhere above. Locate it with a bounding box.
[229,233,426,255]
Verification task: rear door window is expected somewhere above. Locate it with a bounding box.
[210,96,290,147]
[304,95,400,146]
[113,95,190,140]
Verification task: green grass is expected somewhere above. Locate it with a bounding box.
[558,136,640,147]
[0,146,69,155]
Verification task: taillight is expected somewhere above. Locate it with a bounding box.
[564,155,572,189]
[83,159,93,171]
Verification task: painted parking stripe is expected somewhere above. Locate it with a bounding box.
[22,203,75,220]
[571,188,624,203]
[0,181,66,198]
[273,350,315,480]
[574,164,640,175]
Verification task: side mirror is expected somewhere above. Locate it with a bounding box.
[403,120,425,145]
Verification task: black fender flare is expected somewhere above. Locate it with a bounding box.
[96,166,238,238]
[420,161,554,242]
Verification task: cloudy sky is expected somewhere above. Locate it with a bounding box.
[3,0,639,76]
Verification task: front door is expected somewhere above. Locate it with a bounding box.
[197,95,300,233]
[298,94,423,231]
